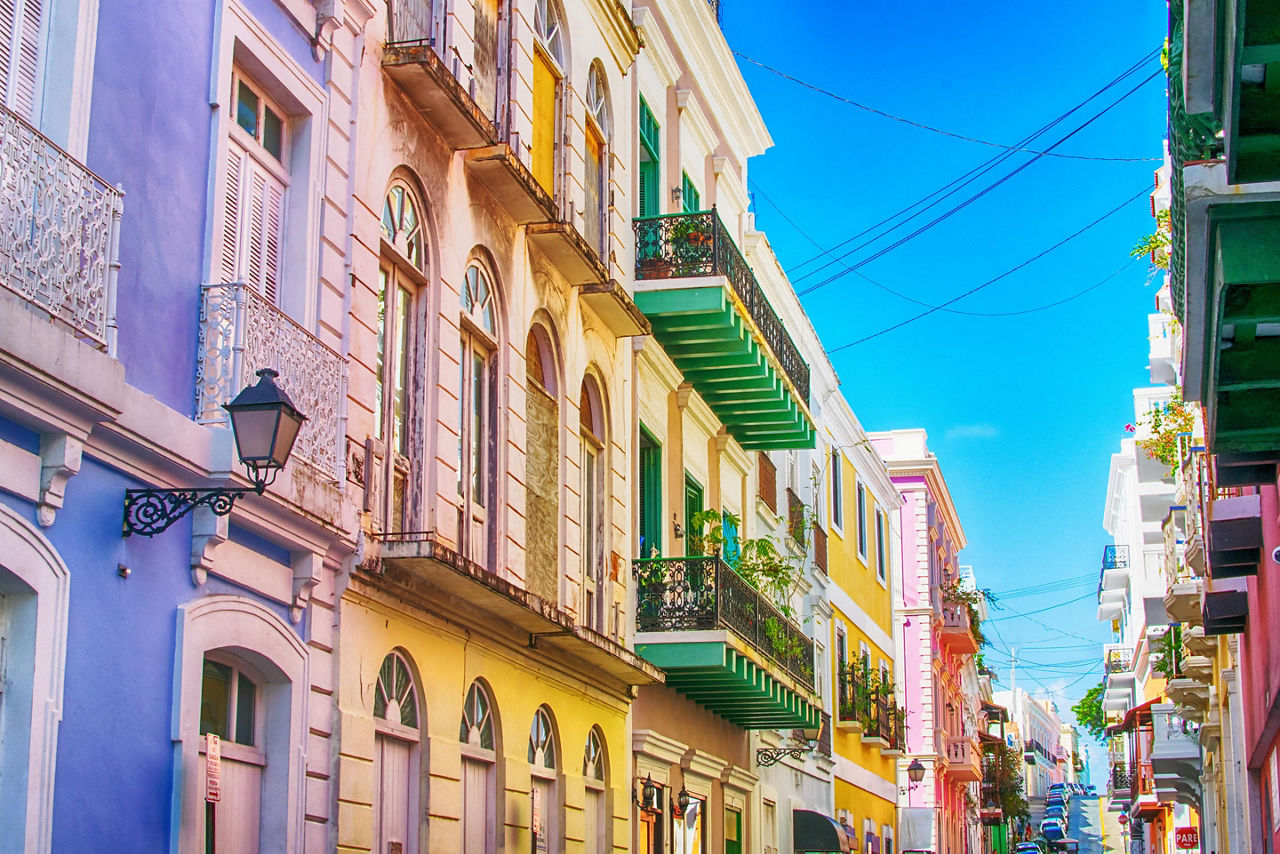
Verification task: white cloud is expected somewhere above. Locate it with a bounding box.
[944,423,1000,441]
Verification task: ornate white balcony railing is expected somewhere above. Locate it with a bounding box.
[0,105,124,353]
[196,283,344,479]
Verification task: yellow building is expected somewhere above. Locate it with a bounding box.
[822,409,901,852]
[332,0,658,851]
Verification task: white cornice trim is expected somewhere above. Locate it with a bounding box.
[632,8,680,88]
[833,753,897,802]
[641,0,771,160]
[634,728,689,766]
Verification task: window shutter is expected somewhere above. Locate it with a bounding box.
[243,158,285,304]
[219,141,246,283]
[0,0,43,122]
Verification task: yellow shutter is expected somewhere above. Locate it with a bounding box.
[532,48,557,194]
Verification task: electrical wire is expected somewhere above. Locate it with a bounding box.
[828,186,1150,352]
[782,48,1161,283]
[733,49,1162,162]
[751,181,1140,318]
[987,592,1098,622]
[796,69,1161,298]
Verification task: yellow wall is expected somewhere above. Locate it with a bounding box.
[825,451,898,835]
[834,777,896,849]
[826,453,893,639]
[336,591,633,854]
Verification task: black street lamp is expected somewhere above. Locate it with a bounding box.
[123,369,307,537]
[899,758,927,794]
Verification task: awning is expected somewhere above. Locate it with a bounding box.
[1108,697,1160,734]
[792,809,852,853]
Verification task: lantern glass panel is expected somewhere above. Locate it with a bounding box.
[271,409,304,467]
[230,408,282,463]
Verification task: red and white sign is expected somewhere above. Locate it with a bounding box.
[1175,827,1199,849]
[204,733,222,803]
[1117,813,1128,825]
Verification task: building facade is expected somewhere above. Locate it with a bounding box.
[875,429,980,854]
[0,0,373,849]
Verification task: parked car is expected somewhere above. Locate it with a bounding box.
[1044,805,1067,825]
[1049,840,1080,853]
[1041,819,1067,842]
[1016,843,1048,854]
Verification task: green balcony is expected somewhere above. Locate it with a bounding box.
[633,211,815,451]
[1200,203,1280,451]
[634,556,820,729]
[1223,0,1280,183]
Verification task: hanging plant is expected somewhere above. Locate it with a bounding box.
[1134,392,1196,471]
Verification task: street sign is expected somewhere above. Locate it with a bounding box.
[1117,813,1128,825]
[1175,827,1199,849]
[204,733,222,803]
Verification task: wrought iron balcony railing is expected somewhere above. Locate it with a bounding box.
[196,282,345,479]
[0,104,124,353]
[633,210,810,404]
[634,555,814,690]
[836,662,904,747]
[1103,544,1130,570]
[1110,761,1132,794]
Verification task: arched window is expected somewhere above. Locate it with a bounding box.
[530,0,565,195]
[528,707,560,850]
[583,64,610,257]
[579,375,607,634]
[460,681,498,853]
[382,182,427,272]
[373,651,420,854]
[583,728,608,854]
[459,263,498,566]
[375,179,431,531]
[524,323,560,602]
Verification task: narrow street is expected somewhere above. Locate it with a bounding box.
[1023,794,1116,854]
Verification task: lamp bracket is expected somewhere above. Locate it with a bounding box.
[755,746,810,767]
[123,487,249,537]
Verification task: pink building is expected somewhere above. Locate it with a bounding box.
[872,430,980,854]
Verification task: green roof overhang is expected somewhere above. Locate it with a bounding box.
[1202,204,1280,452]
[1224,0,1280,183]
[635,284,815,451]
[635,639,820,728]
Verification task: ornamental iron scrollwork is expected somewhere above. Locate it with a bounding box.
[633,211,810,404]
[633,555,815,690]
[196,282,344,479]
[0,104,123,351]
[122,487,248,537]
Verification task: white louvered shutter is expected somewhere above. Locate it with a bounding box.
[219,140,247,284]
[0,0,44,121]
[244,159,285,305]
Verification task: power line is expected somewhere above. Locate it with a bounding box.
[988,591,1098,622]
[747,185,1141,318]
[782,47,1161,282]
[796,68,1161,297]
[733,49,1162,162]
[828,186,1151,352]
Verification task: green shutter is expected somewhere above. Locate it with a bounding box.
[682,172,700,213]
[639,428,662,557]
[639,97,660,158]
[638,159,658,218]
[684,474,703,556]
[638,98,661,218]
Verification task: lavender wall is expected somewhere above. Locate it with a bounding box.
[86,0,323,414]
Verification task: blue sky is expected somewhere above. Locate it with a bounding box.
[722,0,1167,780]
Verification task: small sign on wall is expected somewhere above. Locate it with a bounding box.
[531,786,547,853]
[1175,827,1199,849]
[205,733,222,803]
